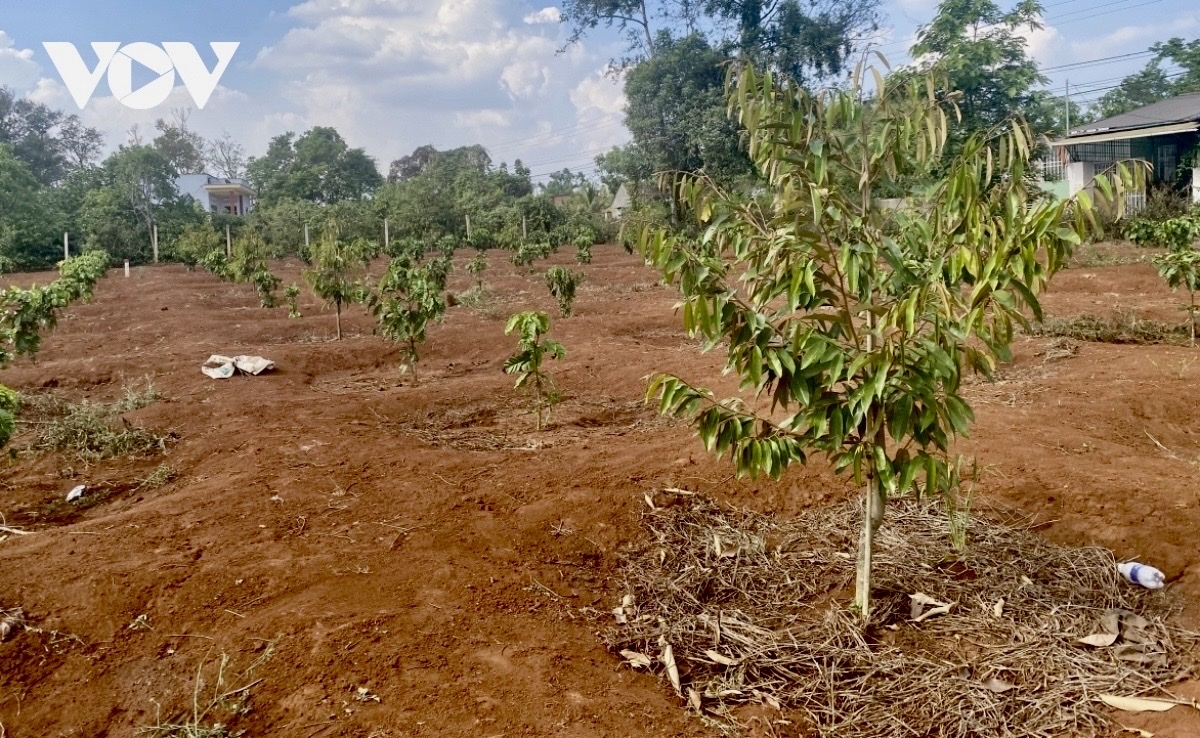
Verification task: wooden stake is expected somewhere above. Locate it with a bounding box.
[304,223,310,251]
[152,224,159,263]
[63,232,69,260]
[124,260,130,278]
[465,214,472,240]
[522,215,527,240]
[226,224,232,258]
[384,218,390,251]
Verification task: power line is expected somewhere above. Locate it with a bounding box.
[484,113,624,154]
[1042,50,1155,73]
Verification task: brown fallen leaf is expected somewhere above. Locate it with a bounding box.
[661,644,681,695]
[704,649,741,666]
[982,677,1016,694]
[1099,694,1176,712]
[620,650,652,668]
[1079,632,1120,647]
[687,687,702,712]
[1118,725,1154,737]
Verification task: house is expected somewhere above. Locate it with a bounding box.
[605,182,631,220]
[1052,92,1200,205]
[175,174,257,216]
[551,193,573,207]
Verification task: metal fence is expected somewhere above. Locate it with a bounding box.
[1035,158,1065,182]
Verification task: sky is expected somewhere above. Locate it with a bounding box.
[0,0,1197,183]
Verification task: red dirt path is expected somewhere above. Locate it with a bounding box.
[1,243,1199,737]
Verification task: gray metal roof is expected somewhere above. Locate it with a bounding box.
[1067,91,1200,137]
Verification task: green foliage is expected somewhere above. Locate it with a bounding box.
[364,256,448,379]
[640,64,1121,621]
[908,0,1049,145]
[544,266,586,317]
[503,311,565,430]
[623,34,752,184]
[1153,245,1200,345]
[467,250,488,289]
[0,383,16,448]
[303,222,373,340]
[252,269,282,308]
[199,250,232,280]
[247,127,383,206]
[173,224,224,270]
[285,284,302,318]
[0,384,19,415]
[576,242,593,265]
[512,240,551,267]
[560,0,880,82]
[1128,216,1200,249]
[0,250,111,367]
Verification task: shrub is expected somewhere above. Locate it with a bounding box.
[504,311,565,430]
[544,266,586,317]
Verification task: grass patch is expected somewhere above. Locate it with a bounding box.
[1028,312,1192,345]
[139,646,274,738]
[1066,246,1152,269]
[138,463,177,490]
[455,285,506,320]
[21,378,171,461]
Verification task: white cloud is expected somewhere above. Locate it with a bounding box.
[253,0,611,168]
[568,67,629,152]
[1068,15,1200,61]
[523,7,562,25]
[1026,22,1067,68]
[0,30,41,91]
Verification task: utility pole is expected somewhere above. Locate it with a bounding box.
[1064,80,1070,135]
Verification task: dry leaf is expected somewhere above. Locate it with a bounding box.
[704,649,741,666]
[982,677,1016,694]
[992,598,1005,618]
[1124,613,1151,631]
[1119,726,1154,737]
[687,687,702,712]
[1101,609,1123,635]
[621,594,636,608]
[662,644,681,695]
[612,606,627,625]
[1078,632,1120,647]
[644,493,656,510]
[1099,694,1176,713]
[620,650,652,668]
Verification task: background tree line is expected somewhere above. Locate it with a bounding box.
[0,0,1196,272]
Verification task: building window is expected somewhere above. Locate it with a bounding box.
[1157,144,1177,183]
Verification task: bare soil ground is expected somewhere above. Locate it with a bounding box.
[1,242,1199,737]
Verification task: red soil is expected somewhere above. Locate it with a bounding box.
[0,243,1198,737]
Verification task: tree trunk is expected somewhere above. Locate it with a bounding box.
[854,474,885,623]
[335,301,342,341]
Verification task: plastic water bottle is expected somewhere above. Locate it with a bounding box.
[1118,562,1165,589]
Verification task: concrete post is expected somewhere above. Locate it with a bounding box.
[1192,167,1200,205]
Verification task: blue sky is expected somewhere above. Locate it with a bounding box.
[0,0,1197,182]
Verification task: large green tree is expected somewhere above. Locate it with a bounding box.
[247,127,383,205]
[0,144,60,269]
[0,87,103,185]
[623,33,752,183]
[909,0,1049,144]
[561,0,879,82]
